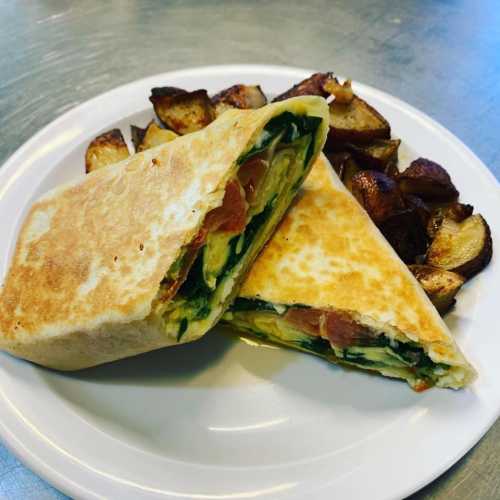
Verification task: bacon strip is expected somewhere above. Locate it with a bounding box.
[284,308,377,348]
[160,178,250,301]
[203,179,248,234]
[238,155,268,204]
[284,308,322,337]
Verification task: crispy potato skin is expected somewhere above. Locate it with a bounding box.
[426,214,492,278]
[348,139,401,171]
[327,96,391,148]
[398,158,459,202]
[427,202,474,238]
[150,89,215,135]
[351,171,429,263]
[212,84,267,116]
[272,72,334,102]
[85,129,130,173]
[150,86,187,98]
[409,265,465,314]
[351,170,405,224]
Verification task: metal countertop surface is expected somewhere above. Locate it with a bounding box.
[0,1,499,499]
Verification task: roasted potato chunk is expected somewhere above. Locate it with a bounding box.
[348,139,401,171]
[323,78,354,104]
[150,88,215,135]
[427,202,474,238]
[352,170,427,264]
[130,125,146,152]
[379,209,429,264]
[351,170,405,224]
[131,121,178,153]
[426,214,492,278]
[326,152,362,192]
[272,72,335,102]
[327,95,391,148]
[398,158,459,202]
[403,194,431,228]
[351,172,429,262]
[85,129,130,173]
[212,84,267,116]
[409,265,465,314]
[150,86,187,98]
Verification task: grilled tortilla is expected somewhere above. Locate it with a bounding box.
[0,96,329,370]
[225,154,476,390]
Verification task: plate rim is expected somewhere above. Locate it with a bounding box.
[0,64,498,500]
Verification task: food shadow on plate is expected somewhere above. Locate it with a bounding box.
[40,327,237,386]
[38,324,291,386]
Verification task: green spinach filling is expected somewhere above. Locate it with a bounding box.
[159,113,322,341]
[228,298,450,385]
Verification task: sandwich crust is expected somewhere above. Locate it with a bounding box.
[0,96,329,369]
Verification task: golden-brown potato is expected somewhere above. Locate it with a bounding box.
[149,88,215,135]
[131,121,178,152]
[427,202,474,238]
[351,170,405,224]
[323,78,354,104]
[348,139,401,171]
[327,96,391,147]
[212,84,267,116]
[409,265,465,314]
[85,129,130,173]
[426,214,492,278]
[272,72,335,102]
[398,158,459,202]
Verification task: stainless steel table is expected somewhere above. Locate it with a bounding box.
[1,1,499,498]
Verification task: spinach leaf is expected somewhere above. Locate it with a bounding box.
[177,318,188,342]
[178,249,212,299]
[231,298,280,312]
[219,198,275,281]
[175,296,210,342]
[299,336,331,356]
[238,112,322,165]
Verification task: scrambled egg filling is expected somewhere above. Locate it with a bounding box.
[227,300,451,389]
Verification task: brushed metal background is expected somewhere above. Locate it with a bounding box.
[0,1,498,499]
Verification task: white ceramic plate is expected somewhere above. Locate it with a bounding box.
[0,65,499,500]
